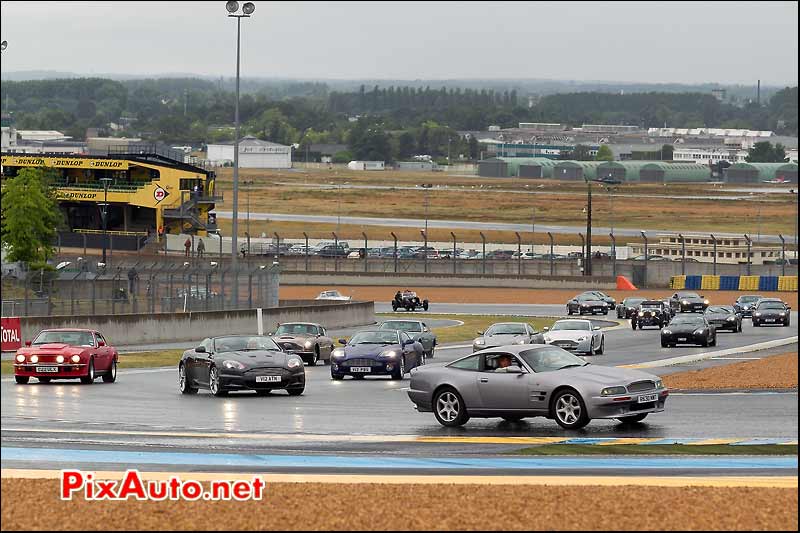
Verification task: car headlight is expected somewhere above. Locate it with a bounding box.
[56,355,65,364]
[381,350,398,358]
[577,336,588,342]
[223,360,246,371]
[754,312,762,317]
[474,338,485,345]
[654,379,663,389]
[515,339,527,345]
[71,354,81,363]
[601,386,627,396]
[682,300,689,305]
[15,354,25,363]
[304,340,313,349]
[779,312,786,316]
[30,355,38,364]
[332,348,345,358]
[638,311,644,317]
[727,317,735,321]
[693,328,706,335]
[581,303,589,307]
[704,300,710,305]
[662,329,672,335]
[287,357,303,369]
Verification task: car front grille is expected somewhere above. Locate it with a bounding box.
[343,358,383,367]
[245,367,288,377]
[551,340,578,349]
[627,380,656,393]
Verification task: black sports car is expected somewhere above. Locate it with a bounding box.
[752,299,791,327]
[660,315,716,348]
[704,305,743,332]
[581,291,617,310]
[566,294,609,315]
[178,335,305,397]
[669,291,709,313]
[617,297,645,319]
[392,290,429,311]
[733,295,764,318]
[632,300,668,329]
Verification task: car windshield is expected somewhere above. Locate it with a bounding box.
[320,291,341,297]
[486,324,527,335]
[738,296,761,303]
[401,291,417,298]
[758,301,785,310]
[380,321,422,333]
[678,292,700,299]
[275,324,319,336]
[519,347,588,372]
[32,330,95,347]
[640,302,662,309]
[575,294,597,301]
[214,336,279,353]
[624,298,645,306]
[707,306,734,314]
[670,316,705,325]
[550,320,591,331]
[348,331,398,345]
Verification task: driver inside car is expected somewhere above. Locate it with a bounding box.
[492,354,519,372]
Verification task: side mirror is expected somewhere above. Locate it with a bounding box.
[477,330,483,335]
[543,327,550,332]
[195,346,207,353]
[593,326,601,331]
[267,332,273,336]
[97,341,106,347]
[504,366,525,374]
[25,340,32,347]
[787,306,792,310]
[338,339,347,345]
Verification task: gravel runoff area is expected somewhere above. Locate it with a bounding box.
[663,352,798,391]
[280,286,799,309]
[1,479,796,531]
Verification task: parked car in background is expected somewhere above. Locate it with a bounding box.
[379,319,437,358]
[752,299,791,327]
[14,329,118,385]
[617,297,646,319]
[631,255,668,261]
[704,305,743,333]
[315,290,351,302]
[566,294,609,315]
[407,345,667,429]
[733,295,764,317]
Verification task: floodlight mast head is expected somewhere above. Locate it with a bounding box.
[0,41,8,51]
[242,2,255,14]
[226,1,239,13]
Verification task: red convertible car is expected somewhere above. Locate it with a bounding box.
[13,329,118,385]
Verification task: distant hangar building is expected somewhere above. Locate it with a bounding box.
[206,136,292,169]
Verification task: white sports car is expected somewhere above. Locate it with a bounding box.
[315,290,352,302]
[542,319,605,355]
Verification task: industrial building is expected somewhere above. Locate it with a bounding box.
[724,162,798,183]
[347,161,385,171]
[206,136,292,169]
[628,234,784,265]
[478,158,714,182]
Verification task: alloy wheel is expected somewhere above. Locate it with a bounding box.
[209,367,219,395]
[436,392,460,422]
[179,365,187,391]
[555,394,582,425]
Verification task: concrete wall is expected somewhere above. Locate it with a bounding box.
[18,301,374,346]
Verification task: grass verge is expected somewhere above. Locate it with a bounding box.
[509,444,798,456]
[1,350,184,375]
[376,313,558,344]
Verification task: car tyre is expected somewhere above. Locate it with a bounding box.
[661,340,669,348]
[209,366,228,397]
[287,386,304,396]
[14,376,29,384]
[710,335,717,347]
[595,338,604,355]
[391,356,406,380]
[631,320,637,330]
[617,413,648,424]
[392,301,398,311]
[423,300,429,311]
[179,364,198,394]
[331,373,344,380]
[38,377,52,384]
[551,389,590,430]
[102,359,117,383]
[309,348,319,367]
[567,307,573,315]
[80,358,96,384]
[433,387,470,427]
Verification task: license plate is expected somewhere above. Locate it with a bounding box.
[255,376,281,383]
[350,367,372,373]
[678,337,687,342]
[638,393,658,403]
[765,319,775,323]
[36,366,58,373]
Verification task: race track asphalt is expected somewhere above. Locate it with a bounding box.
[2,304,796,475]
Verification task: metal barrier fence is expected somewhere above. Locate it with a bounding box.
[1,262,280,318]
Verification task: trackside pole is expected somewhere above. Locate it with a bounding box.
[257,308,263,335]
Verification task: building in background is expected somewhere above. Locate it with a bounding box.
[628,234,783,265]
[347,161,385,171]
[206,136,292,169]
[1,127,86,155]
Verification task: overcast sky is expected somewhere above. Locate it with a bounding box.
[1,1,797,85]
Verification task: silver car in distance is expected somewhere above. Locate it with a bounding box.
[407,345,668,429]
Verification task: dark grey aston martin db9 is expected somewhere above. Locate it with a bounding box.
[407,345,668,430]
[179,335,305,397]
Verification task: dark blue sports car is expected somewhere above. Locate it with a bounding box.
[330,330,425,380]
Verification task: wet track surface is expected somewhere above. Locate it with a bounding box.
[2,305,796,474]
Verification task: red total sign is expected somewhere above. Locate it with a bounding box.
[1,317,22,351]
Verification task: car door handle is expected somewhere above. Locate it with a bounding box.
[479,378,489,383]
